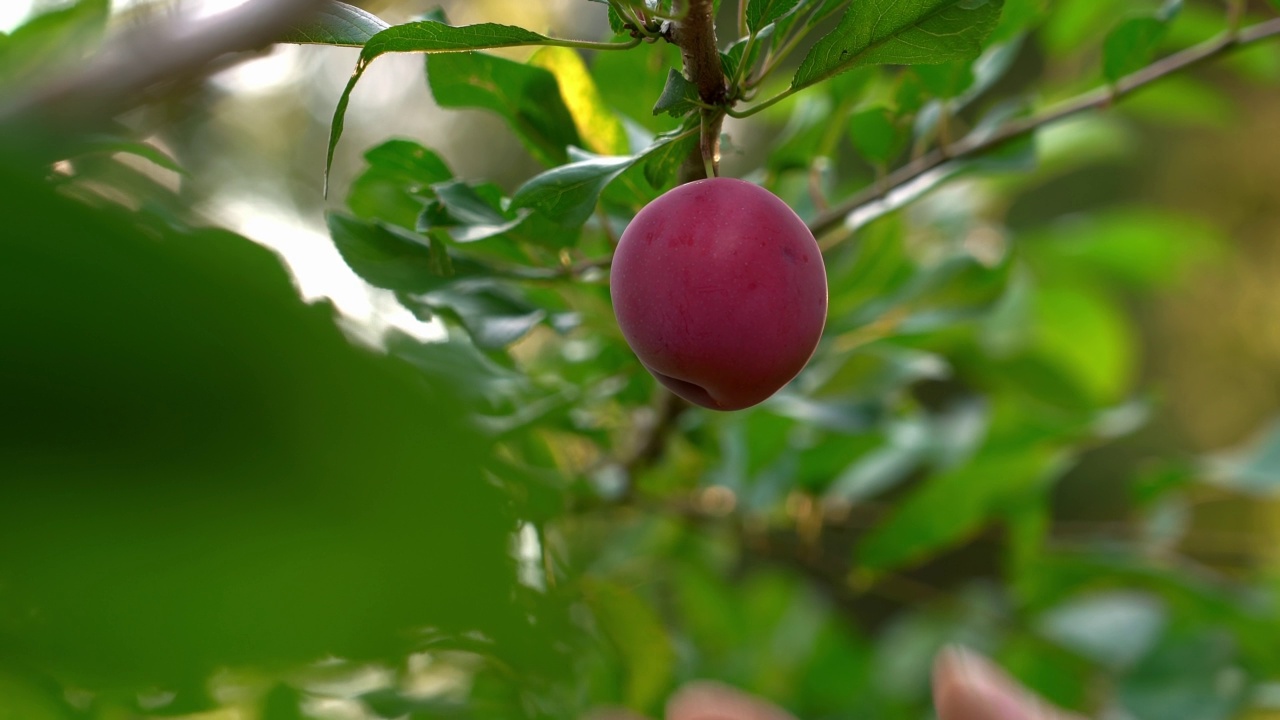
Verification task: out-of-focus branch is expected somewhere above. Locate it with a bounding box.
[0,0,326,144]
[671,0,726,183]
[807,16,1280,240]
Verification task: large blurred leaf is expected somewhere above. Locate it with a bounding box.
[0,163,543,690]
[791,0,1005,91]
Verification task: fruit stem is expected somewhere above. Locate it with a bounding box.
[670,0,726,183]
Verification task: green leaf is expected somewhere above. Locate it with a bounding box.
[326,212,451,293]
[280,0,389,47]
[529,46,629,155]
[641,126,699,189]
[849,106,908,165]
[857,443,1065,572]
[746,0,802,33]
[510,153,636,228]
[584,579,676,712]
[347,140,453,229]
[652,68,699,117]
[1030,283,1133,404]
[510,128,694,227]
[791,0,1005,92]
[325,20,578,181]
[1102,16,1167,83]
[427,52,582,166]
[420,180,529,243]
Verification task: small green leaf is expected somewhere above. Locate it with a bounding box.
[326,213,450,293]
[510,153,637,228]
[509,128,695,227]
[641,126,698,189]
[419,180,529,243]
[347,140,453,230]
[427,52,582,166]
[1103,16,1167,83]
[792,0,1005,91]
[280,0,389,47]
[746,0,802,33]
[652,68,699,117]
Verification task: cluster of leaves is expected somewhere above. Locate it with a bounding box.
[5,0,1280,719]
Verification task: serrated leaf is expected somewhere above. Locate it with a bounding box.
[1102,16,1166,83]
[652,68,699,117]
[746,0,802,33]
[791,0,1005,92]
[530,46,629,155]
[427,52,582,166]
[280,0,389,47]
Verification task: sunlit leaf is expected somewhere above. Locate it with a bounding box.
[530,46,629,155]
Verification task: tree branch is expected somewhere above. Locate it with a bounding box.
[0,0,326,145]
[807,16,1280,239]
[671,0,727,182]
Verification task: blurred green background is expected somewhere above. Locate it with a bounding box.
[4,1,1280,719]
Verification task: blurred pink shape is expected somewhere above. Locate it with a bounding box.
[933,646,1087,720]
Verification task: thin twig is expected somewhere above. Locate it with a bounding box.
[807,16,1280,239]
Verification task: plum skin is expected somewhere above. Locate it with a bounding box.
[609,177,828,411]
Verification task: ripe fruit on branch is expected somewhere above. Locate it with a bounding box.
[610,177,828,411]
